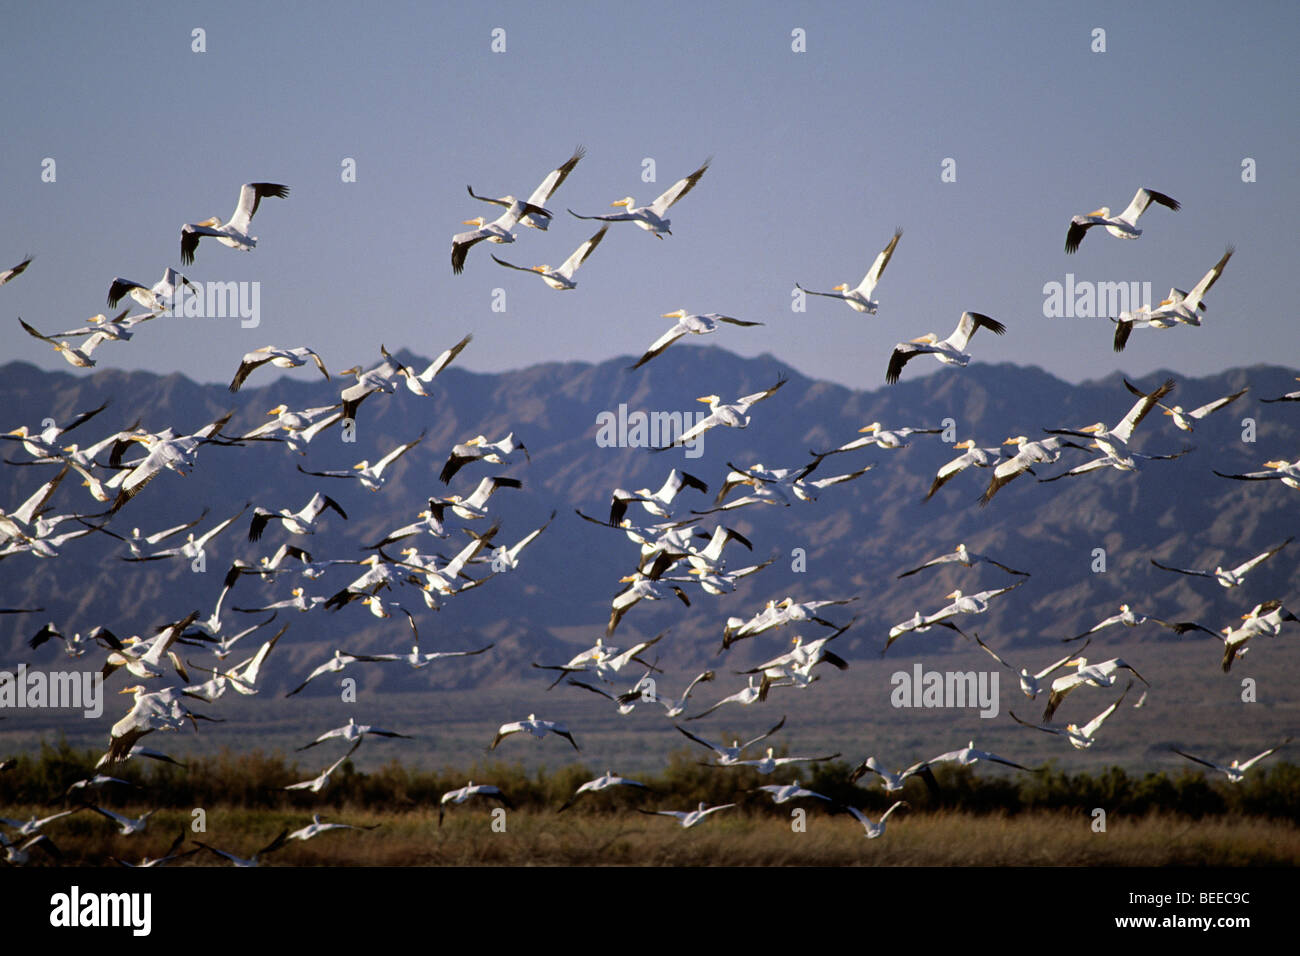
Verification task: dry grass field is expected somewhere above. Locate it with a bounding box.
[10,804,1298,867]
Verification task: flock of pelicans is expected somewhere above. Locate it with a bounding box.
[1,149,1298,866]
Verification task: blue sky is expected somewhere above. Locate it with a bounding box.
[3,0,1296,390]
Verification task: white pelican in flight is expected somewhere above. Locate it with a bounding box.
[924,441,1005,500]
[1064,186,1180,254]
[1039,445,1191,481]
[427,475,523,522]
[1042,657,1149,721]
[103,685,219,766]
[284,648,399,696]
[897,543,1029,579]
[492,225,608,290]
[1,833,61,865]
[1170,738,1292,783]
[721,596,855,651]
[107,412,237,512]
[1151,537,1291,588]
[194,830,288,867]
[973,635,1089,700]
[844,800,908,839]
[617,669,715,718]
[638,802,734,828]
[685,675,772,720]
[249,492,347,542]
[228,346,329,392]
[19,317,114,368]
[885,311,1006,384]
[2,400,108,461]
[1112,247,1233,351]
[467,145,585,230]
[557,771,652,812]
[0,808,83,837]
[180,182,289,265]
[88,806,155,836]
[110,830,197,868]
[22,309,157,347]
[106,268,196,312]
[754,780,833,804]
[1262,378,1300,403]
[569,158,711,238]
[296,717,411,751]
[1,255,32,287]
[796,228,902,314]
[885,583,1023,654]
[382,334,473,397]
[813,422,942,456]
[923,741,1036,773]
[296,433,424,491]
[653,377,787,451]
[440,432,529,485]
[629,309,764,370]
[1143,383,1248,433]
[608,468,709,525]
[489,714,579,751]
[1220,600,1298,672]
[451,199,551,274]
[284,740,362,793]
[1011,681,1133,750]
[979,435,1086,506]
[674,717,786,765]
[727,748,841,776]
[533,633,665,687]
[1045,377,1174,459]
[240,402,345,455]
[1065,604,1190,642]
[439,782,513,825]
[1213,457,1300,491]
[286,814,380,843]
[607,574,691,636]
[848,756,936,793]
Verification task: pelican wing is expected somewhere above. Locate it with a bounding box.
[949,311,1006,351]
[1118,187,1180,224]
[229,183,290,233]
[557,225,608,278]
[629,322,691,370]
[1115,378,1176,442]
[527,145,586,210]
[1188,386,1248,420]
[649,158,711,215]
[1183,246,1233,311]
[0,256,33,287]
[856,228,903,295]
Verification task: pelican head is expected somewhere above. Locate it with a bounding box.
[462,217,487,227]
[910,333,939,344]
[954,439,975,449]
[832,283,849,292]
[267,404,288,416]
[198,217,222,228]
[611,198,634,208]
[696,394,720,405]
[662,309,687,319]
[858,422,882,433]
